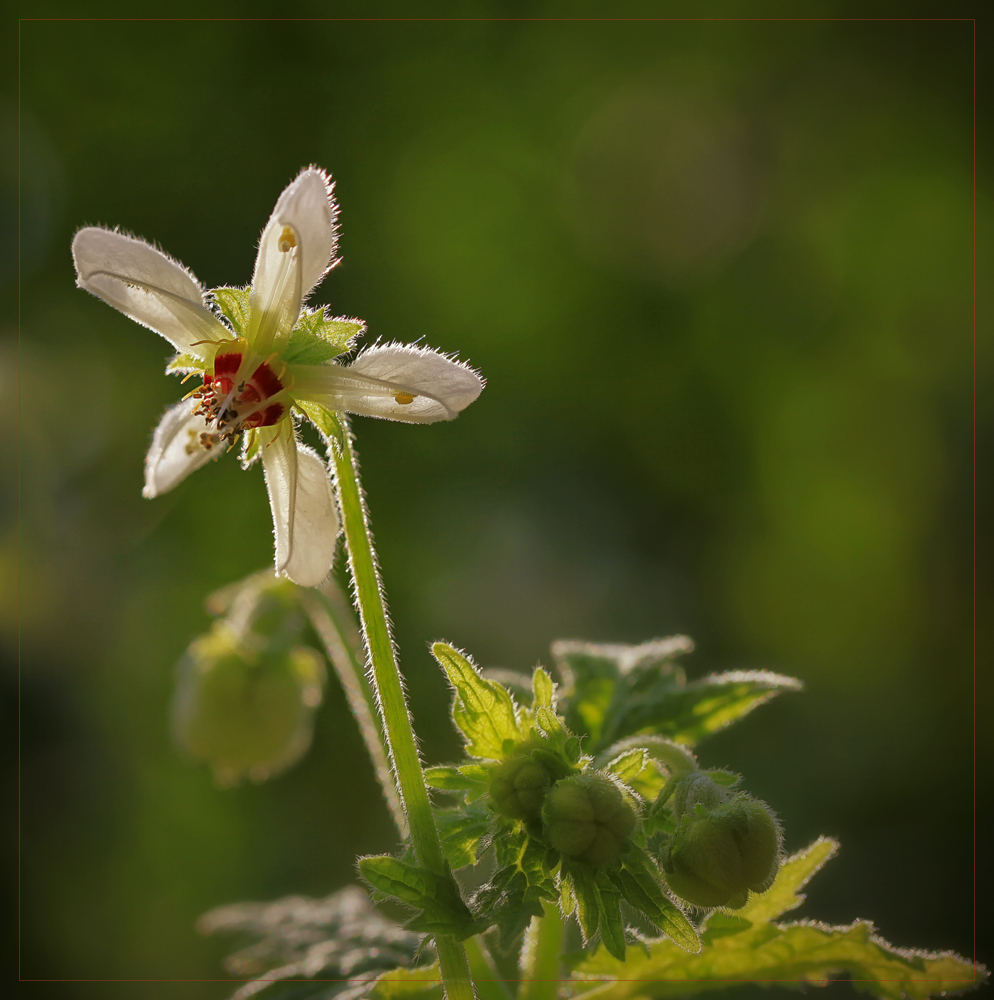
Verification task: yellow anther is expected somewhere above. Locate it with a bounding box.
[278,225,298,253]
[394,392,416,405]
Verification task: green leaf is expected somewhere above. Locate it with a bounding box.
[532,666,555,708]
[433,642,521,759]
[434,803,491,870]
[211,286,251,334]
[553,638,691,752]
[565,838,987,1000]
[536,705,564,735]
[358,855,480,939]
[605,748,647,784]
[367,962,443,1000]
[569,866,601,945]
[595,882,626,961]
[737,835,837,923]
[424,764,488,793]
[614,846,701,953]
[622,670,804,747]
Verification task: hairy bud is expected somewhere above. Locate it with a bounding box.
[172,622,324,786]
[542,773,636,866]
[663,793,781,909]
[489,742,573,822]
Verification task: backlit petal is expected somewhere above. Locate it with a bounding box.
[73,228,228,359]
[143,398,219,498]
[261,424,339,587]
[249,169,338,353]
[290,345,484,424]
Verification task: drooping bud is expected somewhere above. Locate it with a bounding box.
[662,792,781,909]
[541,773,636,866]
[172,572,325,786]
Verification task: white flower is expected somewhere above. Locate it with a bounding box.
[73,168,483,587]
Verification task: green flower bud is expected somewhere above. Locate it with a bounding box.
[542,774,636,866]
[663,794,781,909]
[172,623,324,786]
[488,742,573,821]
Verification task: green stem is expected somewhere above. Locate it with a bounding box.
[302,582,408,839]
[328,414,474,1000]
[519,902,566,1000]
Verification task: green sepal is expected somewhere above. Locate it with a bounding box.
[281,310,365,365]
[605,747,648,784]
[211,286,251,335]
[532,666,555,708]
[433,642,521,760]
[295,399,346,452]
[240,428,262,469]
[165,352,206,374]
[357,855,480,940]
[424,764,489,793]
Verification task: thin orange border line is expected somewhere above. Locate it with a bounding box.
[17,13,980,987]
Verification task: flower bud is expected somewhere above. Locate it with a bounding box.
[542,774,636,866]
[663,794,781,909]
[488,742,573,822]
[172,623,324,786]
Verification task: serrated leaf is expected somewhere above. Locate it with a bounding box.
[569,867,601,944]
[532,667,555,708]
[595,883,626,961]
[566,918,986,1000]
[211,286,251,334]
[434,804,492,870]
[367,962,443,1000]
[424,765,487,792]
[612,848,701,954]
[605,748,647,784]
[433,643,520,759]
[566,838,986,1000]
[736,836,838,923]
[619,670,804,747]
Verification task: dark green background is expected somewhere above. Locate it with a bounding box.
[8,6,987,998]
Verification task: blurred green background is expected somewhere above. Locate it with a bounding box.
[7,6,987,998]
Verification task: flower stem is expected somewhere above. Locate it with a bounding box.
[328,414,474,1000]
[519,902,565,1000]
[301,582,408,840]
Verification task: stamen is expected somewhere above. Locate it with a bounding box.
[394,392,417,405]
[278,225,298,253]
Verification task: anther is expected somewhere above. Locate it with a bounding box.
[278,225,298,253]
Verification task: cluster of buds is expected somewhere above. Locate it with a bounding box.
[659,772,782,909]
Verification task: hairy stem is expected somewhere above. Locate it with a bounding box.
[328,414,474,1000]
[302,582,408,839]
[519,902,566,1000]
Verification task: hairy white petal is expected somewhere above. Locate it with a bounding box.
[250,168,338,351]
[261,422,299,576]
[283,446,340,587]
[143,397,218,498]
[72,228,228,358]
[290,344,484,424]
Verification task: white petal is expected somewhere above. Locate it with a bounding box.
[143,397,219,497]
[73,228,228,358]
[261,424,339,587]
[249,168,338,352]
[290,344,484,424]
